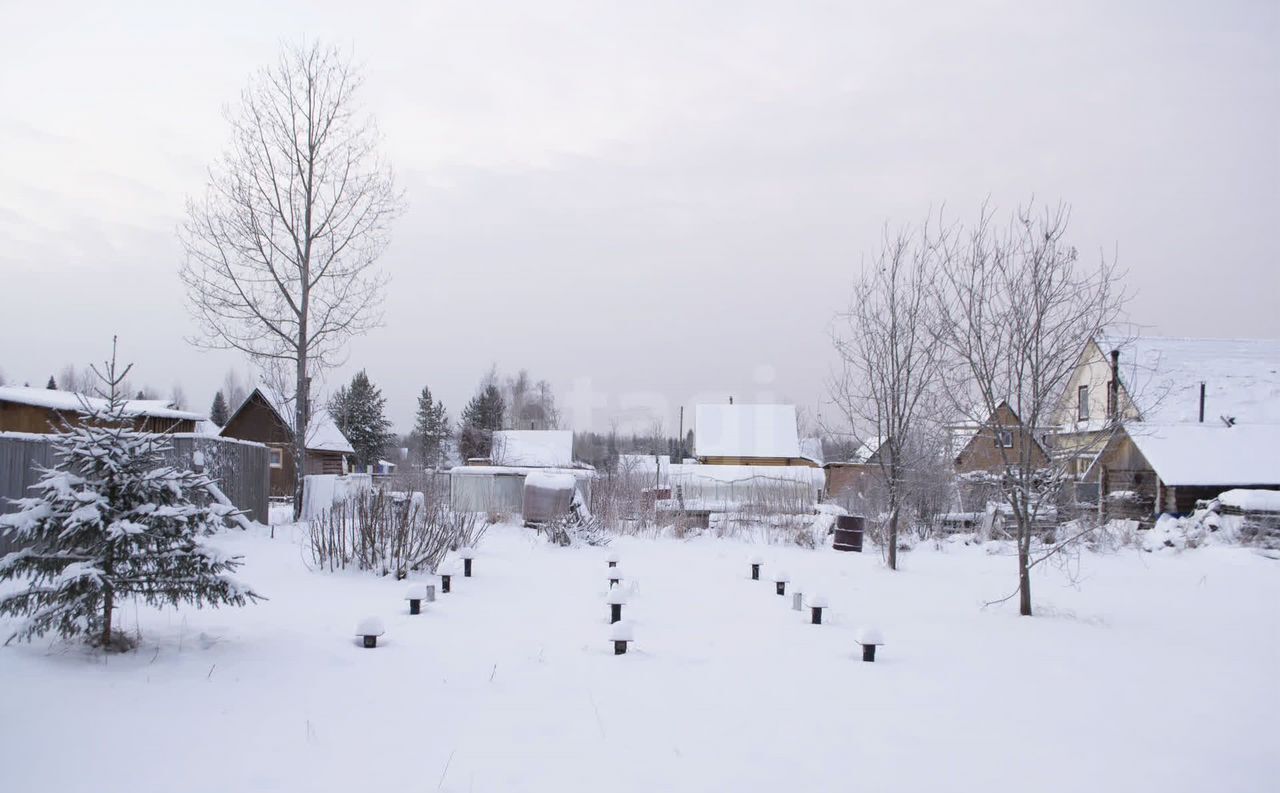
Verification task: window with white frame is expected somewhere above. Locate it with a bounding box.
[1077,385,1089,421]
[269,447,283,469]
[995,428,1014,448]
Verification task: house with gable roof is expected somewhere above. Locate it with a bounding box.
[1052,336,1280,520]
[218,385,354,497]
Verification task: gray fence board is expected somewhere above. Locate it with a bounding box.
[0,433,269,555]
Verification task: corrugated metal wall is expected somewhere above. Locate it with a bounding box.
[167,434,271,525]
[0,433,269,554]
[449,470,593,515]
[451,472,527,513]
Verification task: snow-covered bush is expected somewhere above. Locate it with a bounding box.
[0,344,258,650]
[540,490,610,547]
[1143,503,1239,552]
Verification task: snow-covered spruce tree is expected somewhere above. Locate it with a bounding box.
[412,385,450,469]
[329,370,393,470]
[210,390,229,427]
[0,341,259,650]
[458,383,504,461]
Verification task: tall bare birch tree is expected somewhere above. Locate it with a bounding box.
[180,42,403,516]
[935,202,1126,616]
[832,224,948,570]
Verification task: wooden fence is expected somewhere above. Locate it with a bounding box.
[0,432,269,555]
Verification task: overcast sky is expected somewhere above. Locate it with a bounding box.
[1,0,1277,434]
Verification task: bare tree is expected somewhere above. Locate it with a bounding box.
[934,202,1127,616]
[169,383,188,411]
[832,223,949,569]
[179,42,403,515]
[56,364,96,395]
[220,368,251,415]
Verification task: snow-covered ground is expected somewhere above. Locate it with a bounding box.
[0,524,1276,792]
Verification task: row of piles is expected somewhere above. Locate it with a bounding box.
[355,548,478,648]
[749,555,885,662]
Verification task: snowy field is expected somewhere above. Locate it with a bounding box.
[0,524,1276,793]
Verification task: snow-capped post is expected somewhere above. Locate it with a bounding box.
[606,587,628,624]
[406,584,427,615]
[856,627,884,661]
[611,621,634,655]
[750,555,763,580]
[608,566,624,589]
[792,590,803,611]
[425,584,436,603]
[606,550,620,569]
[810,594,829,625]
[460,548,475,578]
[440,570,453,594]
[774,571,790,596]
[357,617,385,648]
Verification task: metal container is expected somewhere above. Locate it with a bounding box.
[833,515,865,552]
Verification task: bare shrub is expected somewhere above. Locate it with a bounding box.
[308,488,477,577]
[591,458,658,534]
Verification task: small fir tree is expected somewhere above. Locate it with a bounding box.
[0,340,259,650]
[210,391,230,426]
[46,376,57,390]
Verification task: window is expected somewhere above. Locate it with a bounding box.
[1077,385,1090,421]
[995,429,1013,448]
[269,447,283,469]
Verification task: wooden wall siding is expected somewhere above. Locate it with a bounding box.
[0,434,269,554]
[0,401,196,435]
[699,456,819,468]
[219,393,293,446]
[953,403,1049,475]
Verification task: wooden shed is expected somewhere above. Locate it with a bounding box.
[1093,423,1280,522]
[0,386,201,434]
[218,386,353,498]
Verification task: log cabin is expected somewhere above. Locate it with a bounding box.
[218,386,353,498]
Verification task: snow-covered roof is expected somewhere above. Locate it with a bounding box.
[694,404,801,459]
[449,465,595,481]
[196,419,222,436]
[799,437,824,466]
[227,385,354,455]
[1217,489,1280,512]
[490,430,574,467]
[1125,423,1280,487]
[1098,336,1280,425]
[0,386,204,421]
